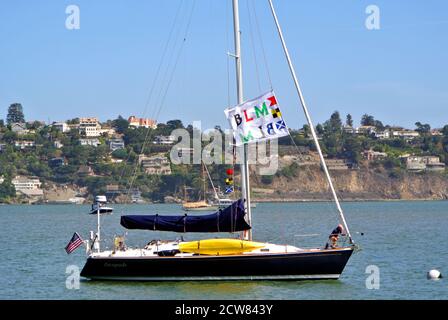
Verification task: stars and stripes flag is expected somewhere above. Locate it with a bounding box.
[65,232,84,254]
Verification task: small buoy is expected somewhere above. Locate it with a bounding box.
[427,269,442,280]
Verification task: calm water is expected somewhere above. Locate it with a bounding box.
[0,201,447,300]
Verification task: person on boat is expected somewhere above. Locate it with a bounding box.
[325,224,344,249]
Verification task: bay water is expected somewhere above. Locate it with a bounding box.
[0,201,446,299]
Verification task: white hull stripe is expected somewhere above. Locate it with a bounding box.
[85,274,340,281]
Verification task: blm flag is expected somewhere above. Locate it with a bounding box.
[65,232,84,254]
[224,91,289,146]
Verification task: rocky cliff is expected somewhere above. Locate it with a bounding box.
[250,164,448,201]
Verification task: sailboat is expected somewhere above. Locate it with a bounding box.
[181,163,219,211]
[202,161,257,209]
[80,0,355,281]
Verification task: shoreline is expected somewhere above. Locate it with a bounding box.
[2,198,448,205]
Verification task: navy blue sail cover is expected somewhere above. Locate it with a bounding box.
[120,199,250,233]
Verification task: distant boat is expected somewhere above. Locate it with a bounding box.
[89,195,113,215]
[182,200,218,211]
[202,164,257,209]
[181,164,218,211]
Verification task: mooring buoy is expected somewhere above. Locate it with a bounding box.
[427,269,442,280]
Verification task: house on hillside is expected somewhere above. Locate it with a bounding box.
[79,117,101,137]
[153,135,176,145]
[80,138,101,147]
[11,122,28,135]
[363,149,388,161]
[109,138,125,151]
[405,155,445,172]
[52,122,70,133]
[392,130,419,140]
[49,157,67,168]
[77,165,95,176]
[14,140,35,149]
[128,116,157,129]
[139,154,172,175]
[11,176,44,198]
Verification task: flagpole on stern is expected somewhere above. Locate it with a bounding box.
[97,201,101,252]
[232,0,252,241]
[267,0,353,244]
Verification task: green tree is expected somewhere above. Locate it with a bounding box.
[167,120,184,130]
[361,114,375,126]
[0,179,16,202]
[112,115,129,134]
[415,122,431,135]
[111,148,128,160]
[442,125,448,136]
[316,124,324,135]
[302,124,310,138]
[341,136,362,163]
[328,111,342,133]
[346,114,353,127]
[6,103,25,124]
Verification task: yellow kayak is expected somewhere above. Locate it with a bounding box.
[179,238,265,255]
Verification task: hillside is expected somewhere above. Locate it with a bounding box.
[250,162,448,201]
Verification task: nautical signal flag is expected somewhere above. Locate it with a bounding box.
[224,90,289,146]
[225,186,234,194]
[65,232,84,254]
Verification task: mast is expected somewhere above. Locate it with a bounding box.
[267,0,353,243]
[232,0,252,240]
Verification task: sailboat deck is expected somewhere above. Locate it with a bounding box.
[88,241,344,259]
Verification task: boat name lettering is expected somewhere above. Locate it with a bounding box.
[103,262,127,268]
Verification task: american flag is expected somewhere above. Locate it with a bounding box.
[65,232,84,254]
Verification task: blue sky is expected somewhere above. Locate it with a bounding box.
[0,0,447,130]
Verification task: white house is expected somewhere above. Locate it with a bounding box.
[80,138,101,147]
[153,135,177,145]
[139,154,172,175]
[12,176,44,197]
[79,117,101,137]
[392,130,419,139]
[373,130,391,139]
[14,140,35,149]
[109,138,125,151]
[52,122,70,133]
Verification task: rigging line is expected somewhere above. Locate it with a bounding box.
[251,0,273,90]
[267,0,353,243]
[111,0,185,204]
[246,0,262,92]
[124,1,196,200]
[151,3,190,120]
[142,0,185,119]
[153,0,196,121]
[226,0,231,108]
